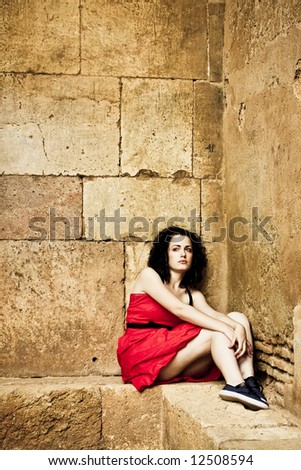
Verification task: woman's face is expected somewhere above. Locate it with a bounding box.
[167,234,193,273]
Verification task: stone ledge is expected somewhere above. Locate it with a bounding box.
[162,382,301,450]
[1,377,301,450]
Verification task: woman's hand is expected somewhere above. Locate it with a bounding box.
[228,324,252,359]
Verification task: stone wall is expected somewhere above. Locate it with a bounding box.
[223,0,301,413]
[1,0,226,377]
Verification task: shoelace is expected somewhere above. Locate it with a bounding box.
[246,378,265,399]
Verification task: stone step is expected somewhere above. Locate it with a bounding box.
[0,376,162,450]
[162,383,301,450]
[1,377,301,450]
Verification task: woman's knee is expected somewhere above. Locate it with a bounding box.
[210,330,231,351]
[227,311,250,327]
[188,329,216,357]
[196,328,215,346]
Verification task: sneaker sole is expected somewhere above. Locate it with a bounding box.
[219,390,269,411]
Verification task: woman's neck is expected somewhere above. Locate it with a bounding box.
[165,271,185,291]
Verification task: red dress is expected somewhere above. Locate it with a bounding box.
[117,293,221,392]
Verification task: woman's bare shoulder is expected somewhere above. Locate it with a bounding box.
[139,266,160,279]
[190,289,206,302]
[132,267,162,292]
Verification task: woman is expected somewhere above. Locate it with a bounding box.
[117,226,269,411]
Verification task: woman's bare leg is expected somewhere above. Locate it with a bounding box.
[180,354,214,378]
[187,313,255,382]
[227,311,255,379]
[210,330,244,385]
[157,328,244,386]
[157,312,255,384]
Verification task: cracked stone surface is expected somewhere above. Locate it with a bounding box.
[0,75,120,176]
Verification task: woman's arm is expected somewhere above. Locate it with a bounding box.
[134,267,234,340]
[192,290,252,358]
[191,291,239,329]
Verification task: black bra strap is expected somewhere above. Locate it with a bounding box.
[186,287,193,306]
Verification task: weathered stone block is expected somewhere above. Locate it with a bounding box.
[223,19,301,356]
[81,0,208,79]
[83,177,201,241]
[101,384,163,450]
[200,179,227,311]
[1,241,124,377]
[0,176,82,240]
[0,74,120,176]
[1,0,80,74]
[193,83,223,178]
[203,243,227,313]
[209,2,225,82]
[201,179,224,243]
[162,383,301,450]
[208,427,301,450]
[163,391,216,449]
[224,0,301,71]
[121,79,193,177]
[0,378,103,450]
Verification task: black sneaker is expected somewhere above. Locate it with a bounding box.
[219,383,269,411]
[245,376,269,404]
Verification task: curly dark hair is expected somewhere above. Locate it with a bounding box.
[147,226,207,289]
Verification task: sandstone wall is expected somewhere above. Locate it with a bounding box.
[223,0,301,413]
[1,0,226,377]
